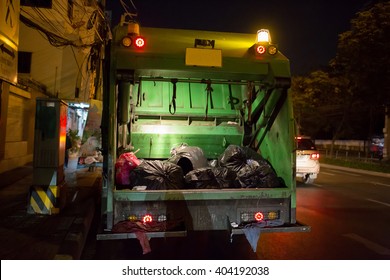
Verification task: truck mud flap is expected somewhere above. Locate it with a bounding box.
[230,221,310,236]
[230,222,311,242]
[228,220,310,252]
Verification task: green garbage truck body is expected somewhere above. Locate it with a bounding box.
[99,22,308,240]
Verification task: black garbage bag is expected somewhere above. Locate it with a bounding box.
[184,167,239,189]
[212,167,238,188]
[237,159,283,188]
[184,167,220,189]
[218,145,266,171]
[168,144,209,175]
[218,145,247,172]
[130,160,184,190]
[218,145,284,188]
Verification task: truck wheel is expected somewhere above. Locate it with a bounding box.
[303,174,314,184]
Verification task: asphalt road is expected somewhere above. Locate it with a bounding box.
[258,165,390,260]
[83,166,390,260]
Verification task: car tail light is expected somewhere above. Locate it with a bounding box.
[310,153,320,160]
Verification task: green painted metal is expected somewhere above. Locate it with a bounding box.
[113,188,292,201]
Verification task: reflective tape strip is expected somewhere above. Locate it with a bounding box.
[28,186,60,214]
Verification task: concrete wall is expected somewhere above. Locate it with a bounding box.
[314,139,370,152]
[0,82,46,173]
[19,3,97,101]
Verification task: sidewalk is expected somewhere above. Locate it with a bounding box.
[0,157,101,260]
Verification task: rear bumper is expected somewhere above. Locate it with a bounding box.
[97,222,311,241]
[296,163,320,176]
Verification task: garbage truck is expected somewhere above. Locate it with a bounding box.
[97,17,309,251]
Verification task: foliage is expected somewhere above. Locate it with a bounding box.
[67,129,81,152]
[333,1,390,107]
[291,70,351,139]
[292,1,389,140]
[321,157,390,174]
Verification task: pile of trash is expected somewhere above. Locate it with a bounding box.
[115,144,285,190]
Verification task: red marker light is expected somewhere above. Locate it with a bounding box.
[134,36,145,48]
[254,212,264,221]
[256,45,266,54]
[143,214,152,223]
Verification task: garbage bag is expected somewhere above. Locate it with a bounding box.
[119,152,141,167]
[130,160,184,190]
[218,145,283,188]
[219,145,266,170]
[237,159,283,188]
[184,167,238,189]
[184,167,220,189]
[218,145,247,172]
[168,144,209,175]
[115,152,141,186]
[211,167,238,188]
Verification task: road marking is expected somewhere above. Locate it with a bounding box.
[370,182,390,188]
[320,172,336,176]
[344,172,361,177]
[327,169,362,177]
[366,198,390,207]
[343,233,390,255]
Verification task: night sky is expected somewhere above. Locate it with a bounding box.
[107,0,371,75]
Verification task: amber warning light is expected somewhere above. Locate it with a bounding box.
[254,29,278,56]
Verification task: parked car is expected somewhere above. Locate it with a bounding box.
[295,136,320,184]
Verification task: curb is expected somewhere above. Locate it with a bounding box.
[54,197,96,260]
[54,175,101,260]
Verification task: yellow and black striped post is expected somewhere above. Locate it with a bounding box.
[27,185,64,215]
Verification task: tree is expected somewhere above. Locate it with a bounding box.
[292,1,389,147]
[332,1,390,137]
[291,70,351,137]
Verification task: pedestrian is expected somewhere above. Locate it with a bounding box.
[65,133,72,168]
